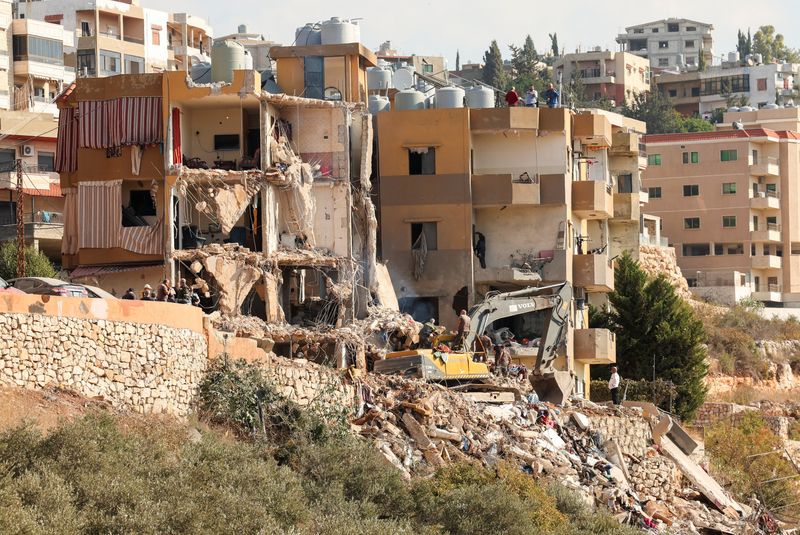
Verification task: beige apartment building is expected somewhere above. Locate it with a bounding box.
[376,104,653,396]
[554,49,651,106]
[643,125,800,305]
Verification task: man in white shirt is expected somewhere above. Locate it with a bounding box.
[608,366,621,405]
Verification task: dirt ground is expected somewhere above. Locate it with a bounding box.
[0,386,111,433]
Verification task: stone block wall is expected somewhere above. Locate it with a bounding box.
[0,313,207,417]
[258,354,357,409]
[629,454,681,501]
[693,402,792,439]
[589,413,653,458]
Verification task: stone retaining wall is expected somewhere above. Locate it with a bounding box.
[257,354,358,409]
[589,413,652,458]
[0,313,207,417]
[693,402,793,439]
[629,454,681,501]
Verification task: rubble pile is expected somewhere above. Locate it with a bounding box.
[351,375,762,533]
[638,245,692,301]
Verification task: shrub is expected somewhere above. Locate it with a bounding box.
[589,378,677,411]
[0,241,57,280]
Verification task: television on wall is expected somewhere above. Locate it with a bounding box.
[214,134,240,151]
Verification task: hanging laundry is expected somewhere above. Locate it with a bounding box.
[131,144,144,175]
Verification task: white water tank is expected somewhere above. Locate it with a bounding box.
[367,66,393,91]
[435,86,465,108]
[244,50,253,70]
[190,61,212,84]
[321,17,358,44]
[393,66,415,90]
[728,51,740,63]
[295,23,321,45]
[740,106,756,112]
[764,103,780,109]
[466,85,495,109]
[211,40,246,83]
[394,89,425,110]
[727,107,740,113]
[368,95,390,114]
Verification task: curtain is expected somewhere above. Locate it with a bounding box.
[120,219,164,255]
[171,107,181,165]
[61,187,78,255]
[78,180,121,249]
[55,107,78,173]
[79,97,163,149]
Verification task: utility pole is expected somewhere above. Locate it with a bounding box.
[15,159,25,278]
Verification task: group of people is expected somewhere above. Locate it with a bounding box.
[505,83,560,108]
[121,278,201,307]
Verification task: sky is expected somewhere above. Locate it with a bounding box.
[147,0,800,68]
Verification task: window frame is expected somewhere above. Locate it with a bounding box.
[722,215,737,228]
[683,184,699,196]
[684,217,701,230]
[408,147,436,176]
[648,186,662,199]
[720,149,738,162]
[647,153,662,166]
[722,182,737,195]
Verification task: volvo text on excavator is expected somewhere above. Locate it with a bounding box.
[373,283,574,404]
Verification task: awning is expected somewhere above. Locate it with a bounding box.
[69,263,164,279]
[22,183,62,197]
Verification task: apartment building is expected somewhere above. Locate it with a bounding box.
[616,18,713,72]
[16,0,170,76]
[655,61,798,116]
[376,41,448,84]
[643,126,800,306]
[167,13,212,72]
[554,49,651,105]
[216,24,277,73]
[0,110,63,262]
[375,105,653,395]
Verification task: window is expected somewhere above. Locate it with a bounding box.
[652,28,659,33]
[129,190,156,216]
[648,186,662,199]
[685,40,695,48]
[682,151,699,164]
[77,49,96,76]
[727,243,744,255]
[683,243,710,256]
[722,182,736,194]
[629,39,647,51]
[124,54,144,74]
[617,174,633,193]
[37,152,55,172]
[683,184,699,196]
[409,147,436,175]
[720,149,737,162]
[411,222,437,251]
[714,243,723,255]
[691,86,700,97]
[757,78,767,91]
[686,57,696,66]
[684,217,700,229]
[658,58,669,67]
[791,242,800,255]
[633,29,644,34]
[766,183,778,195]
[151,30,160,46]
[648,154,662,165]
[658,41,669,49]
[667,23,679,32]
[668,89,677,97]
[99,49,121,75]
[12,36,63,64]
[214,134,240,151]
[0,148,15,172]
[423,63,433,73]
[686,26,697,32]
[722,215,737,228]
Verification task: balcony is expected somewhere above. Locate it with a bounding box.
[609,132,639,155]
[612,192,640,221]
[752,255,782,270]
[573,113,612,147]
[573,254,614,293]
[472,173,540,208]
[574,328,616,364]
[470,107,539,132]
[751,224,781,243]
[752,284,782,302]
[572,180,613,219]
[475,266,543,286]
[578,67,616,85]
[750,156,780,177]
[0,212,64,243]
[750,191,780,210]
[640,233,669,247]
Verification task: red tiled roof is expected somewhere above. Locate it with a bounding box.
[645,128,780,144]
[21,183,62,197]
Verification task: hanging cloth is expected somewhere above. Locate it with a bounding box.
[61,187,79,255]
[77,180,122,250]
[171,107,181,165]
[131,144,143,175]
[55,107,78,173]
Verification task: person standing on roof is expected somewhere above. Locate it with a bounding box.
[609,366,621,405]
[544,83,560,108]
[455,309,471,349]
[524,86,538,107]
[505,86,520,107]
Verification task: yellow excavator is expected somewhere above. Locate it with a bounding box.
[373,283,574,404]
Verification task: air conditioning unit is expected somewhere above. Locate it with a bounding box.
[21,145,34,157]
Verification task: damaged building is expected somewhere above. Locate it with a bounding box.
[56,65,384,335]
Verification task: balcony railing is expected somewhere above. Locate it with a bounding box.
[123,35,145,44]
[99,31,120,39]
[640,234,669,247]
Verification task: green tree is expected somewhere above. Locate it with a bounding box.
[678,115,714,132]
[736,29,752,58]
[697,45,707,72]
[455,49,460,71]
[621,90,681,134]
[591,253,708,420]
[509,35,538,78]
[482,40,508,89]
[0,241,57,280]
[548,33,559,57]
[752,25,800,63]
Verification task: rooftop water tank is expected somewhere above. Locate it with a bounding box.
[367,66,393,91]
[764,103,780,109]
[368,95,390,114]
[190,61,212,84]
[211,40,246,83]
[238,24,248,34]
[393,66,415,90]
[435,86,465,108]
[394,89,425,111]
[466,85,495,109]
[727,107,740,113]
[728,51,740,63]
[321,17,358,45]
[740,105,756,112]
[295,23,322,46]
[754,53,763,64]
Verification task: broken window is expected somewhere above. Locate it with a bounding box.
[123,189,155,227]
[399,296,439,324]
[408,147,436,175]
[411,222,437,251]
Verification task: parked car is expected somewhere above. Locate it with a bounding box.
[80,284,117,299]
[0,276,25,295]
[8,277,89,298]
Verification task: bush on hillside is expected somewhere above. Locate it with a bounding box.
[590,378,678,411]
[0,241,57,280]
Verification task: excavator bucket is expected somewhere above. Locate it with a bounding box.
[530,371,574,405]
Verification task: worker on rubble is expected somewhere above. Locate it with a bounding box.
[156,279,171,301]
[494,344,511,376]
[455,309,471,349]
[609,366,621,405]
[419,318,437,349]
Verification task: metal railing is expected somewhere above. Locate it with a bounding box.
[754,284,782,293]
[767,222,781,231]
[754,190,780,199]
[99,31,120,39]
[123,35,145,44]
